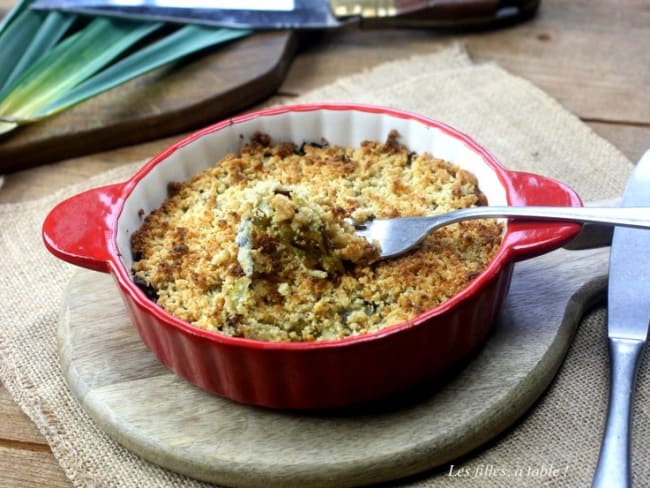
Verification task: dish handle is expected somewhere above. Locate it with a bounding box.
[502,170,583,261]
[42,183,124,273]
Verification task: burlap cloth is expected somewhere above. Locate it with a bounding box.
[0,44,646,487]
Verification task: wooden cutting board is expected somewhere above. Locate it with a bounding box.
[0,31,297,173]
[58,246,610,488]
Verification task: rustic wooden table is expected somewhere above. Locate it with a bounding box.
[0,0,648,485]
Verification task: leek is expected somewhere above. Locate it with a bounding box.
[0,11,75,94]
[0,0,250,136]
[39,24,250,118]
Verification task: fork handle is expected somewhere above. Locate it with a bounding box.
[592,337,644,488]
[447,206,650,230]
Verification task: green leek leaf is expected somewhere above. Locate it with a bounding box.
[40,25,250,118]
[0,17,163,119]
[0,11,76,95]
[0,1,251,138]
[0,0,34,34]
[0,120,17,136]
[0,8,48,90]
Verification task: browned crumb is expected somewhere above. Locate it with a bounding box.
[131,132,502,342]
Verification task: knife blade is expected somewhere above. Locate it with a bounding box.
[593,149,650,488]
[607,159,650,342]
[30,0,540,30]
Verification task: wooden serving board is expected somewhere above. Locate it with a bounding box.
[59,246,610,488]
[0,31,297,173]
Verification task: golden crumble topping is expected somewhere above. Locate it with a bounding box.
[131,131,503,342]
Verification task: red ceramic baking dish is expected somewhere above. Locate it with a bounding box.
[43,103,582,409]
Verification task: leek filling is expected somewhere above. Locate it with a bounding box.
[226,181,379,317]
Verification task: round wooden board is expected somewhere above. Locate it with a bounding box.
[59,246,609,488]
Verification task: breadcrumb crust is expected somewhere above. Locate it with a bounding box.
[131,131,503,342]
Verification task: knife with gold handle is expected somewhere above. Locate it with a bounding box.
[30,0,540,30]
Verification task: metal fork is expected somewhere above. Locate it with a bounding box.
[350,206,650,259]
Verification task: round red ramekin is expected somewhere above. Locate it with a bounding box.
[43,104,582,409]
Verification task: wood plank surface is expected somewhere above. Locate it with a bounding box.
[0,0,648,486]
[467,0,650,124]
[0,387,45,445]
[59,248,609,487]
[0,386,66,487]
[0,446,70,488]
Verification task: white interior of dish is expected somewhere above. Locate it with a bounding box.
[117,108,508,269]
